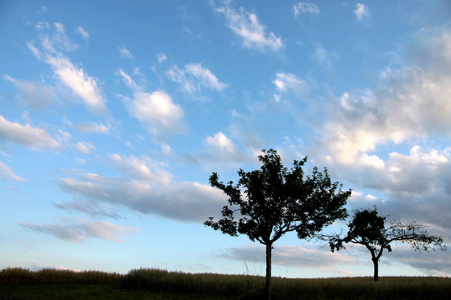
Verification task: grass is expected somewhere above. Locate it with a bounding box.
[1,267,450,299]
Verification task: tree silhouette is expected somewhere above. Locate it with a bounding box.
[204,149,351,299]
[328,207,447,281]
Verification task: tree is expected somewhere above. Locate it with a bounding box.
[328,207,447,281]
[204,149,351,299]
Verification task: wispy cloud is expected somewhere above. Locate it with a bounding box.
[18,218,138,243]
[68,121,111,134]
[75,141,95,154]
[59,170,226,223]
[45,55,107,114]
[273,73,310,100]
[157,52,167,63]
[22,23,108,114]
[310,43,338,71]
[167,63,228,94]
[293,2,320,16]
[354,3,371,22]
[76,26,89,41]
[3,74,55,109]
[0,115,61,150]
[212,0,283,53]
[0,161,25,181]
[119,45,134,59]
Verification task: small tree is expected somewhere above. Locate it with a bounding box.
[204,149,351,299]
[328,207,447,281]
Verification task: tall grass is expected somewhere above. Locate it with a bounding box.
[0,267,121,285]
[1,267,450,299]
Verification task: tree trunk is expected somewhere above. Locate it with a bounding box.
[372,257,379,282]
[265,243,272,300]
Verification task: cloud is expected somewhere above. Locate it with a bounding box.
[47,22,79,52]
[109,153,173,184]
[316,28,451,164]
[45,54,107,114]
[0,161,25,181]
[68,120,111,134]
[354,3,370,22]
[293,2,320,16]
[167,63,228,94]
[53,199,123,220]
[212,0,283,53]
[21,22,108,114]
[192,131,252,169]
[76,26,89,41]
[273,73,310,100]
[26,41,41,60]
[18,218,137,243]
[75,141,95,154]
[119,45,134,59]
[311,43,338,71]
[3,74,55,109]
[128,90,185,136]
[59,170,226,223]
[157,52,167,63]
[388,247,451,276]
[222,244,355,271]
[0,115,61,150]
[118,69,185,137]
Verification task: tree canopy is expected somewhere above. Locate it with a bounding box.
[328,207,447,281]
[205,149,352,299]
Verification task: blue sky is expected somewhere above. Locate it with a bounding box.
[1,0,451,278]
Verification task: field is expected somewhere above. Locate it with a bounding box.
[1,267,450,299]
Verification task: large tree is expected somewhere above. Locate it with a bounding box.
[328,207,447,281]
[204,149,351,299]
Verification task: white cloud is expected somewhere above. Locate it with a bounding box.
[213,1,283,53]
[45,54,107,113]
[109,153,173,184]
[206,131,236,153]
[76,26,89,41]
[49,22,79,52]
[119,45,134,59]
[202,131,248,165]
[293,2,320,16]
[119,68,185,137]
[26,41,41,60]
[128,90,185,135]
[59,170,226,223]
[70,121,111,134]
[0,161,25,181]
[18,218,138,243]
[75,141,95,154]
[354,3,370,22]
[157,52,167,63]
[167,63,228,94]
[20,22,109,114]
[118,68,140,91]
[273,73,309,99]
[0,115,61,150]
[317,28,451,164]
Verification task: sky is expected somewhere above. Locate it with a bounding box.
[1,0,451,278]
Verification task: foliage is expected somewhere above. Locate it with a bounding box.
[204,149,352,299]
[327,207,447,281]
